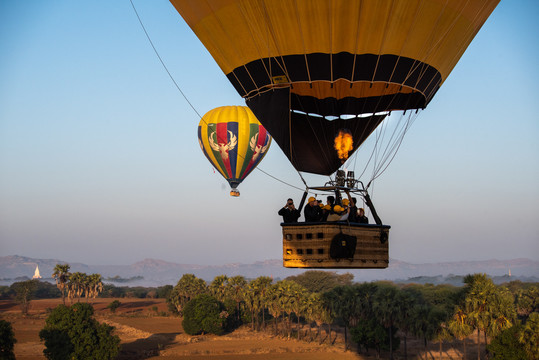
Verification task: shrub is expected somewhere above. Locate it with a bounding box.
[182,294,228,335]
[106,300,121,313]
[0,320,17,360]
[10,280,38,315]
[39,303,120,360]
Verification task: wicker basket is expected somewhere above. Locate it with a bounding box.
[282,222,389,268]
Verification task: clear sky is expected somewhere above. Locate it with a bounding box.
[1,0,538,266]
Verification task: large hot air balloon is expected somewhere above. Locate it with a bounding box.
[171,0,499,176]
[198,106,271,196]
[173,0,499,268]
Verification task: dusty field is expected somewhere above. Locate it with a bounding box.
[1,298,484,359]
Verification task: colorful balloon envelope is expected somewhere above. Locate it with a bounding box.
[198,106,271,196]
[172,0,499,176]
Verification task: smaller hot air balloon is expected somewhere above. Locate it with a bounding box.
[198,106,271,196]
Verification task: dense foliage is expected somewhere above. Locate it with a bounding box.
[5,266,537,359]
[100,284,173,299]
[182,294,228,335]
[487,324,528,360]
[0,320,17,360]
[285,271,353,293]
[39,303,120,360]
[165,271,537,359]
[519,312,539,360]
[5,280,61,301]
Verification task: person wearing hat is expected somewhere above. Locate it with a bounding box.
[278,198,301,223]
[320,195,335,221]
[327,205,347,221]
[304,196,322,222]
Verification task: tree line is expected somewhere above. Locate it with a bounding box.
[167,271,538,360]
[2,264,537,359]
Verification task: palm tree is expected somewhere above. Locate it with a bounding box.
[373,284,401,359]
[321,287,338,345]
[87,273,104,301]
[228,275,247,322]
[429,310,452,360]
[463,273,514,360]
[82,274,91,302]
[395,290,416,360]
[313,296,333,344]
[519,312,539,359]
[448,306,473,360]
[68,272,87,303]
[410,304,432,359]
[209,275,229,302]
[52,264,71,305]
[266,284,284,335]
[487,286,516,339]
[277,280,295,338]
[251,276,272,330]
[242,281,261,331]
[287,281,308,340]
[303,292,319,342]
[169,274,207,315]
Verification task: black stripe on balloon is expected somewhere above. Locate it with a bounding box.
[227,52,441,112]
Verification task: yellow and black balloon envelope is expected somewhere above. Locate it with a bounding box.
[175,0,499,175]
[198,106,271,196]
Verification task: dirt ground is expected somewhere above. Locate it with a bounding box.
[1,298,485,359]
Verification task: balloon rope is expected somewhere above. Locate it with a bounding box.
[129,0,313,194]
[129,0,202,120]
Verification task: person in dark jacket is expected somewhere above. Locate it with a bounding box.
[348,197,359,223]
[304,197,322,222]
[358,207,369,224]
[278,198,301,223]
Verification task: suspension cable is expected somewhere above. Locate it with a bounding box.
[129,0,307,193]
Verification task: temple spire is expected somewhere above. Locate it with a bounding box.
[32,265,42,279]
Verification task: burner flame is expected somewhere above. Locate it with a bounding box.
[334,130,353,161]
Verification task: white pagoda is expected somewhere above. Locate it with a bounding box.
[32,265,42,279]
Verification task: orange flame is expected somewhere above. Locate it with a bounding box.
[334,130,354,161]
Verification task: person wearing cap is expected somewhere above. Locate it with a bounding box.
[304,196,322,222]
[327,205,347,221]
[278,198,301,223]
[357,208,369,224]
[321,195,335,221]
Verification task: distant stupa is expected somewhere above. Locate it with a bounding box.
[508,268,512,277]
[32,265,42,279]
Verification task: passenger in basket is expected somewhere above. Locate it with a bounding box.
[358,208,369,224]
[278,198,301,223]
[304,196,322,222]
[321,196,335,221]
[348,197,359,223]
[326,195,335,209]
[327,205,347,221]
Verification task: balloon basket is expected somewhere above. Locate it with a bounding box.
[282,222,389,269]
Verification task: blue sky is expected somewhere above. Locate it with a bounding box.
[1,0,538,266]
